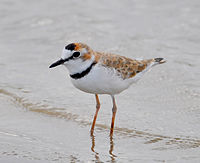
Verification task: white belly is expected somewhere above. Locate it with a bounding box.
[71,65,132,95]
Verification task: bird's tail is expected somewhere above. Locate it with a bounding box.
[153,58,166,64]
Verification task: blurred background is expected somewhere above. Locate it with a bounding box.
[0,0,200,162]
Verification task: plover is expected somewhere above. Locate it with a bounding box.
[49,43,166,135]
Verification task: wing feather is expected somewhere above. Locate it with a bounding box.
[95,52,154,79]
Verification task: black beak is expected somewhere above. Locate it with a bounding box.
[49,59,65,68]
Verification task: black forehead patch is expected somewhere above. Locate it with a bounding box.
[65,43,76,51]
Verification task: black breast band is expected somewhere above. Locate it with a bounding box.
[70,62,97,80]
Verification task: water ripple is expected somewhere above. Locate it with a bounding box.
[1,88,200,150]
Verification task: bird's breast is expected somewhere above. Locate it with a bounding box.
[70,64,131,95]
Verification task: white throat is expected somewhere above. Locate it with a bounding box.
[64,55,95,75]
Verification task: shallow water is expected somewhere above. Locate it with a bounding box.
[0,0,200,162]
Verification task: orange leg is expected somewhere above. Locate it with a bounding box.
[90,94,100,135]
[110,96,117,136]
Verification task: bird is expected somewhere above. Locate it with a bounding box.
[49,42,166,135]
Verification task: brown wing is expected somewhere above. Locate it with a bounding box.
[97,52,153,79]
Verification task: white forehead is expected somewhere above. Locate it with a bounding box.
[61,48,72,59]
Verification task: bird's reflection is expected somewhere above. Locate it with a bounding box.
[109,135,117,162]
[90,133,101,162]
[90,132,117,163]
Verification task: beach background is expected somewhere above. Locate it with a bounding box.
[0,0,200,162]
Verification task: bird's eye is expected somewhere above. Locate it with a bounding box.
[73,52,80,58]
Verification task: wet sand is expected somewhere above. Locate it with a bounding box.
[1,89,200,162]
[0,0,200,162]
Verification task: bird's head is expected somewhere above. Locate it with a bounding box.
[49,43,95,74]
